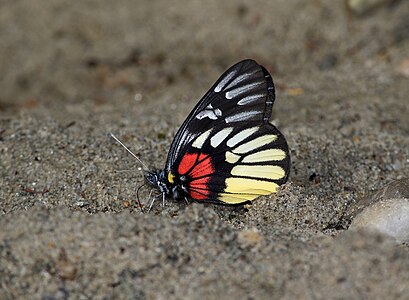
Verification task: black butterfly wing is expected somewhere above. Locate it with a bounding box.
[164,59,290,204]
[165,59,275,171]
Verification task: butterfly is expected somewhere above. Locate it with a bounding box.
[143,59,291,206]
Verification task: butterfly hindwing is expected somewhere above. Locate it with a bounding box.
[172,122,289,204]
[161,59,290,204]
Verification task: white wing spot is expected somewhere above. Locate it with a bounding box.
[233,134,277,154]
[226,127,259,147]
[214,70,237,93]
[192,129,212,149]
[237,94,264,105]
[225,81,263,100]
[225,151,241,164]
[225,110,261,123]
[196,104,223,120]
[224,69,257,91]
[210,127,234,148]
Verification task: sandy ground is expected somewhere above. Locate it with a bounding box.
[1,0,409,299]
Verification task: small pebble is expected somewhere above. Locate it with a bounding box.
[75,201,88,208]
[348,178,409,218]
[238,228,263,247]
[318,53,338,70]
[349,178,409,243]
[41,287,69,300]
[350,198,409,243]
[346,0,393,15]
[56,248,77,280]
[397,58,409,78]
[286,87,304,96]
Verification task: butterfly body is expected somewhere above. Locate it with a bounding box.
[146,59,290,205]
[145,169,188,200]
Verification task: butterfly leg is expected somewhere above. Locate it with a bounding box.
[148,194,160,212]
[162,192,166,208]
[184,197,190,206]
[146,189,153,211]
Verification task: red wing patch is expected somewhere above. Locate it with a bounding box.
[178,153,198,175]
[177,152,215,200]
[189,154,213,178]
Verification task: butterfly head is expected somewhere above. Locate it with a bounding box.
[145,169,168,194]
[145,169,187,200]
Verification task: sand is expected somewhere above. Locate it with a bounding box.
[1,1,409,299]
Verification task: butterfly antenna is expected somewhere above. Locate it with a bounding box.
[136,183,146,213]
[110,133,149,171]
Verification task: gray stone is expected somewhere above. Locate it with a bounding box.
[350,198,409,243]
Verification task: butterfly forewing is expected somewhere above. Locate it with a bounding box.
[164,59,290,204]
[165,60,275,171]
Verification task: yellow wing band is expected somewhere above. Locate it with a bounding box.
[219,177,279,204]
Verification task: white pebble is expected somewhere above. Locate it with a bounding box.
[350,198,409,243]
